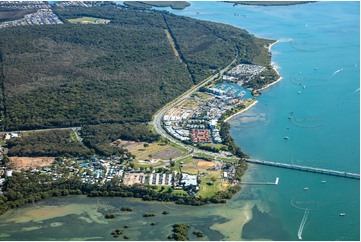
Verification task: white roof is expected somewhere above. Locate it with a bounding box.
[182,173,197,186]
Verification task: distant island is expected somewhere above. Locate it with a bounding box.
[123,1,191,10]
[227,1,315,6]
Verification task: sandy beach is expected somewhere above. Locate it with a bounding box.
[258,40,283,91]
[224,100,259,122]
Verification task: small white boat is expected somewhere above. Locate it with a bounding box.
[302,85,306,89]
[284,136,289,140]
[304,187,309,191]
[339,213,346,216]
[321,180,326,183]
[298,91,301,94]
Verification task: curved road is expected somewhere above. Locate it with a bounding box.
[151,58,238,160]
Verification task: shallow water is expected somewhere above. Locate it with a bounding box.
[0,1,359,241]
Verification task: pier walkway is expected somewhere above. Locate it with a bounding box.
[241,177,279,185]
[246,159,360,179]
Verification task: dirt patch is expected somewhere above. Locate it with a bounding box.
[152,147,182,160]
[112,139,184,160]
[9,157,55,170]
[197,161,215,167]
[112,139,139,148]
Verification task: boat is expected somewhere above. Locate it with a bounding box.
[315,67,318,70]
[288,116,293,119]
[304,187,309,191]
[321,180,326,183]
[297,91,301,94]
[339,213,346,216]
[284,136,289,140]
[302,85,306,89]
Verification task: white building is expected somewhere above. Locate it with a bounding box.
[181,173,197,187]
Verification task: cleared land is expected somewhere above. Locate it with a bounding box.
[193,92,214,99]
[9,157,55,170]
[67,17,110,24]
[164,29,181,61]
[113,140,184,160]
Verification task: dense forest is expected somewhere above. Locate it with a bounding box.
[6,130,93,157]
[0,5,271,132]
[81,123,159,156]
[0,4,274,158]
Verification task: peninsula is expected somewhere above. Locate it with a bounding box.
[0,1,279,215]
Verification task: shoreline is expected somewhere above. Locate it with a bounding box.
[258,40,283,91]
[224,40,281,122]
[223,40,283,122]
[224,100,259,122]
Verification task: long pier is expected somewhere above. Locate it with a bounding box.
[241,177,279,185]
[246,159,360,180]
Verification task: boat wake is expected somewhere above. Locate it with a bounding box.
[352,88,360,93]
[331,68,343,77]
[297,208,310,240]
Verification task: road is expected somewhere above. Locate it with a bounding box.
[3,58,238,161]
[0,126,81,135]
[151,57,239,160]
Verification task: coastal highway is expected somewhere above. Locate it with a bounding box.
[151,58,238,159]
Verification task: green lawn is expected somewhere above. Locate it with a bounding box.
[199,176,228,198]
[68,17,110,24]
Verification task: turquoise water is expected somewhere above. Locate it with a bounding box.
[0,2,359,241]
[214,82,252,98]
[162,1,360,240]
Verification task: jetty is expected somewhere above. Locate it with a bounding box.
[241,177,279,185]
[246,159,360,179]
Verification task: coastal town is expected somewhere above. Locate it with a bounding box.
[0,8,63,29]
[0,0,274,204]
[0,63,266,197]
[163,63,265,145]
[0,142,236,197]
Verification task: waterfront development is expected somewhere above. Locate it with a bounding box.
[162,63,262,144]
[0,1,359,241]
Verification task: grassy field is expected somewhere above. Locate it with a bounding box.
[122,141,185,161]
[193,92,214,99]
[180,158,216,174]
[67,17,110,24]
[199,175,229,198]
[132,160,166,169]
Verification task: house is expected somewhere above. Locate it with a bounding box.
[10,133,19,138]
